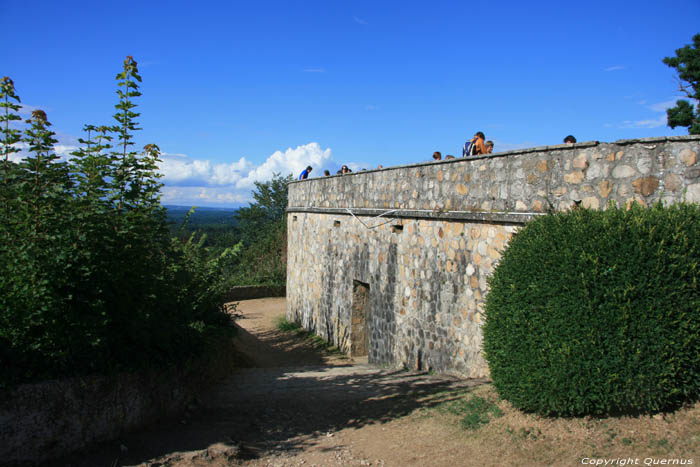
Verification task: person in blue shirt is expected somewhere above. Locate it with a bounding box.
[299,166,312,180]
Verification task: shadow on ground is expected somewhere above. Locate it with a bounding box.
[48,302,487,466]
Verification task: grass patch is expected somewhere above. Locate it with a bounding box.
[276,317,302,332]
[438,394,503,430]
[275,317,347,358]
[415,384,700,464]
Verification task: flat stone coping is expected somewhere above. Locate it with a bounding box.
[287,206,542,225]
[289,135,700,184]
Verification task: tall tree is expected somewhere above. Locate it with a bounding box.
[663,33,700,134]
[233,173,293,284]
[235,173,293,244]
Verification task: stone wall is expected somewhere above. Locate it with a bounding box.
[0,338,239,466]
[286,136,700,377]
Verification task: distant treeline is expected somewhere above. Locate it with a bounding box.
[166,174,291,287]
[165,205,239,227]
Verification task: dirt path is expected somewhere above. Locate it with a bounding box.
[49,298,700,466]
[56,298,488,466]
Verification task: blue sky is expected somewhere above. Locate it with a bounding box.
[3,0,699,207]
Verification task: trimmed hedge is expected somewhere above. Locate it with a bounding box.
[483,202,700,416]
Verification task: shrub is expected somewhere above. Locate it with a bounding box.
[483,202,700,416]
[0,61,236,388]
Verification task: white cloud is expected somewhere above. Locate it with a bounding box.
[303,68,326,73]
[605,65,625,72]
[236,142,332,189]
[620,115,666,129]
[54,144,79,159]
[159,153,252,187]
[18,103,42,117]
[6,141,78,162]
[649,99,678,112]
[353,15,368,25]
[156,142,335,206]
[614,98,694,129]
[6,138,337,207]
[160,186,250,206]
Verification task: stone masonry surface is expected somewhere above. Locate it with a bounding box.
[286,136,700,377]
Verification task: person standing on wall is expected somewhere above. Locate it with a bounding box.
[299,166,312,180]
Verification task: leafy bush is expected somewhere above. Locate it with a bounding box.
[483,203,700,416]
[0,60,236,388]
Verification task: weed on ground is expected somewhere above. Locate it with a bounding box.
[275,317,347,358]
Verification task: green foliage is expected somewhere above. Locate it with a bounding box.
[0,59,236,388]
[276,316,302,332]
[232,173,293,285]
[161,174,291,288]
[663,33,700,134]
[439,394,503,430]
[483,203,700,416]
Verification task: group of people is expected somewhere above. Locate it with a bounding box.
[461,131,494,158]
[299,133,578,180]
[430,131,494,162]
[298,164,354,180]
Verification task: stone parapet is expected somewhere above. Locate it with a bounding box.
[289,136,700,214]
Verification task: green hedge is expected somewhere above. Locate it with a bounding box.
[483,203,700,416]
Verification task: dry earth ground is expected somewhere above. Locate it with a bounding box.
[53,298,700,467]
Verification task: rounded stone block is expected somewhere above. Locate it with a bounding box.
[680,148,697,167]
[632,177,659,197]
[612,165,636,179]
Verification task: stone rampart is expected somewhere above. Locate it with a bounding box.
[286,136,700,377]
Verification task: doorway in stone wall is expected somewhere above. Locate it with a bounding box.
[350,280,370,357]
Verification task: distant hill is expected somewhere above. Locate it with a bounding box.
[164,205,239,227]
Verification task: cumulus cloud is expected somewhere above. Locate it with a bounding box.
[6,138,337,206]
[156,142,334,206]
[7,141,78,162]
[54,144,79,159]
[159,153,252,187]
[236,142,332,189]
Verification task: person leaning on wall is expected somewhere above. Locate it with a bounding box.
[432,151,442,161]
[463,131,488,156]
[299,166,312,180]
